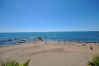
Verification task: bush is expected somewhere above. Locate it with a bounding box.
[0,59,30,66]
[88,55,99,66]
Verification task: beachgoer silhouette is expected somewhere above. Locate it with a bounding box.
[83,42,86,46]
[64,41,65,44]
[45,41,46,44]
[90,46,93,51]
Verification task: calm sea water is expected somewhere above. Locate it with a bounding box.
[0,31,99,46]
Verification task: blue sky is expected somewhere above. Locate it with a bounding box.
[0,0,99,32]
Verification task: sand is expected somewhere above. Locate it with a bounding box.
[0,42,99,66]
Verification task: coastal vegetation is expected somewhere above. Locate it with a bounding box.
[0,59,30,66]
[88,55,99,66]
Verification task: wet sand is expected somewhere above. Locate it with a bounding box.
[0,42,99,66]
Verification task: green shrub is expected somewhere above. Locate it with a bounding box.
[23,59,30,66]
[88,55,99,66]
[0,59,30,66]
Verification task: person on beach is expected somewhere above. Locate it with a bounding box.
[64,41,65,44]
[45,41,47,45]
[90,46,94,51]
[83,42,86,46]
[34,41,36,44]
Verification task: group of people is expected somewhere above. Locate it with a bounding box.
[82,42,94,51]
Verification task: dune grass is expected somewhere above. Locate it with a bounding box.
[0,59,30,66]
[88,55,99,66]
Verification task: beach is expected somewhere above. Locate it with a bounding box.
[1,0,99,65]
[0,42,99,66]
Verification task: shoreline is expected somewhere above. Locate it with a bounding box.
[0,40,99,47]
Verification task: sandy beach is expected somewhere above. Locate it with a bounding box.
[0,42,99,66]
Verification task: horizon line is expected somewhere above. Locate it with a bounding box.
[0,30,99,33]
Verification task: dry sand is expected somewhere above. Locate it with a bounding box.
[0,42,99,66]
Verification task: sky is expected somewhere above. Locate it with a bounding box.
[0,0,99,32]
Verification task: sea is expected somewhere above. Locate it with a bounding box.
[0,31,99,46]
